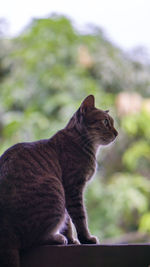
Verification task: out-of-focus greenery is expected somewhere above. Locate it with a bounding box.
[0,15,150,243]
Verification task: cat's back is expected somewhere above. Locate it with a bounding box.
[0,138,63,209]
[0,140,60,178]
[0,142,30,178]
[0,137,64,211]
[0,142,30,169]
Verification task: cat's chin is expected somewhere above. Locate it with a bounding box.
[100,137,116,146]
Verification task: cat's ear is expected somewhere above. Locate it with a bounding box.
[80,95,95,113]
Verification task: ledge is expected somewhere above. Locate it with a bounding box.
[21,244,150,267]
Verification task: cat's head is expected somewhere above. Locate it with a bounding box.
[67,95,118,146]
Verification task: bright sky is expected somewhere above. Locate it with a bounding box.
[1,0,150,52]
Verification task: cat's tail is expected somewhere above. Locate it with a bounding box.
[0,248,20,267]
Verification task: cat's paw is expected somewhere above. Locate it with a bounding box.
[87,235,99,244]
[53,234,68,245]
[79,235,99,244]
[40,233,68,245]
[68,238,80,245]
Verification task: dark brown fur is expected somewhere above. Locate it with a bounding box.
[0,95,118,266]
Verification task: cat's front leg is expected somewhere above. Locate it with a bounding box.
[61,212,79,244]
[65,188,99,244]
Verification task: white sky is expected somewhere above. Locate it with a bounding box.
[1,0,150,52]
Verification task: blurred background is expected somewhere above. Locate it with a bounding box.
[1,0,150,243]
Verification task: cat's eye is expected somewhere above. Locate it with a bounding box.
[103,118,109,127]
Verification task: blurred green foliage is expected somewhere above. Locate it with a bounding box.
[0,15,150,243]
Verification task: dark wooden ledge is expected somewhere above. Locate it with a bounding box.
[21,244,150,267]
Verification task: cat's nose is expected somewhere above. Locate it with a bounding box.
[113,129,118,137]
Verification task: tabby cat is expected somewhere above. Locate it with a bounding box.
[0,95,118,267]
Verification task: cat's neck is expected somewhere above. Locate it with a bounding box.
[64,126,98,159]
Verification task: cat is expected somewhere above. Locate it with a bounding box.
[0,95,118,267]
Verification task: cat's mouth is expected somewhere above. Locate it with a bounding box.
[113,129,118,138]
[100,132,118,145]
[111,131,118,142]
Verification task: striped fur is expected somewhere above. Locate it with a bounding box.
[0,95,118,266]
